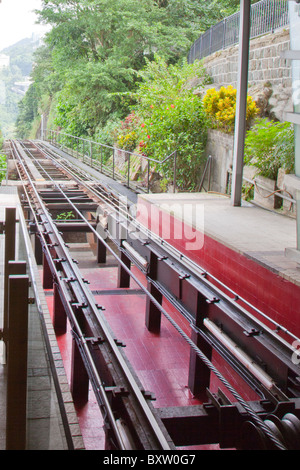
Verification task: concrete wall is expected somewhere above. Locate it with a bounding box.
[205,129,234,194]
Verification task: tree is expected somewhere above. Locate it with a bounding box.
[18,0,241,138]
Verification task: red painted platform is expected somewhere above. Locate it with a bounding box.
[137,192,300,341]
[44,254,220,450]
[41,191,300,450]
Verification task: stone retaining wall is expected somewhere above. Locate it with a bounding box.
[199,27,296,214]
[205,129,234,194]
[200,28,293,122]
[202,28,291,88]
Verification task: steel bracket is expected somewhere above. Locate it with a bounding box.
[141,390,156,401]
[114,338,126,347]
[243,328,261,337]
[86,336,105,348]
[71,301,88,309]
[95,304,105,311]
[105,386,130,398]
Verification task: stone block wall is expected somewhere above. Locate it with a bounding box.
[200,28,293,122]
[202,28,291,89]
[198,27,296,207]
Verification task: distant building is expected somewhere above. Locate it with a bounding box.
[0,53,10,69]
[12,79,32,96]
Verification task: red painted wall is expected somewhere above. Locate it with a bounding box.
[137,197,300,340]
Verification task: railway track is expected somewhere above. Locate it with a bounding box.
[7,138,300,450]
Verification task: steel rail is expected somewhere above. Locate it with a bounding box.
[11,142,129,450]
[29,141,300,396]
[14,139,291,450]
[35,140,300,345]
[12,139,173,450]
[16,192,76,449]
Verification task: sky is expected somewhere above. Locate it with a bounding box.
[0,0,50,51]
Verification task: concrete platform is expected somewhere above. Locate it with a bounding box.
[137,192,300,339]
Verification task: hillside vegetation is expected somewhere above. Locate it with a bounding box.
[14,0,241,188]
[0,37,41,137]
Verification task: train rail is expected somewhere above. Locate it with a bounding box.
[7,138,300,450]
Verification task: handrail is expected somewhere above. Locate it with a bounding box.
[45,129,178,193]
[198,154,212,192]
[188,0,289,63]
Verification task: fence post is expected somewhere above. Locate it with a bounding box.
[113,148,115,180]
[173,151,177,193]
[271,0,276,33]
[3,208,16,347]
[6,273,29,450]
[147,160,150,193]
[127,153,130,188]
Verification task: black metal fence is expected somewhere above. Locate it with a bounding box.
[188,0,289,63]
[46,129,177,194]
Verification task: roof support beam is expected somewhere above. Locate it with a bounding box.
[231,0,251,206]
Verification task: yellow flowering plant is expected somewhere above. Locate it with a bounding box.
[117,130,138,151]
[203,85,258,133]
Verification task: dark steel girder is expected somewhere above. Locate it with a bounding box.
[107,210,300,403]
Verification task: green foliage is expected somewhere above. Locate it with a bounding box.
[56,211,75,220]
[203,85,259,133]
[0,129,4,149]
[0,37,41,138]
[16,0,241,140]
[0,153,7,183]
[16,84,40,139]
[112,57,210,190]
[0,65,22,137]
[244,118,295,179]
[2,37,38,76]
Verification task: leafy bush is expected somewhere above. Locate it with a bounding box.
[244,118,295,179]
[0,154,6,183]
[203,85,258,133]
[116,112,140,151]
[136,96,209,190]
[111,56,211,190]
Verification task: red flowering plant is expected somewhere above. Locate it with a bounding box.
[116,112,140,151]
[130,56,211,190]
[110,56,211,190]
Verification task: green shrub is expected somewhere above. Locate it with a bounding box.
[136,96,209,190]
[244,118,295,179]
[203,85,259,133]
[111,56,211,191]
[0,154,6,183]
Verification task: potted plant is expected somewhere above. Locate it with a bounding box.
[244,118,294,209]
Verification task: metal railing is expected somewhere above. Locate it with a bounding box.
[188,0,289,63]
[0,204,71,449]
[45,129,178,194]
